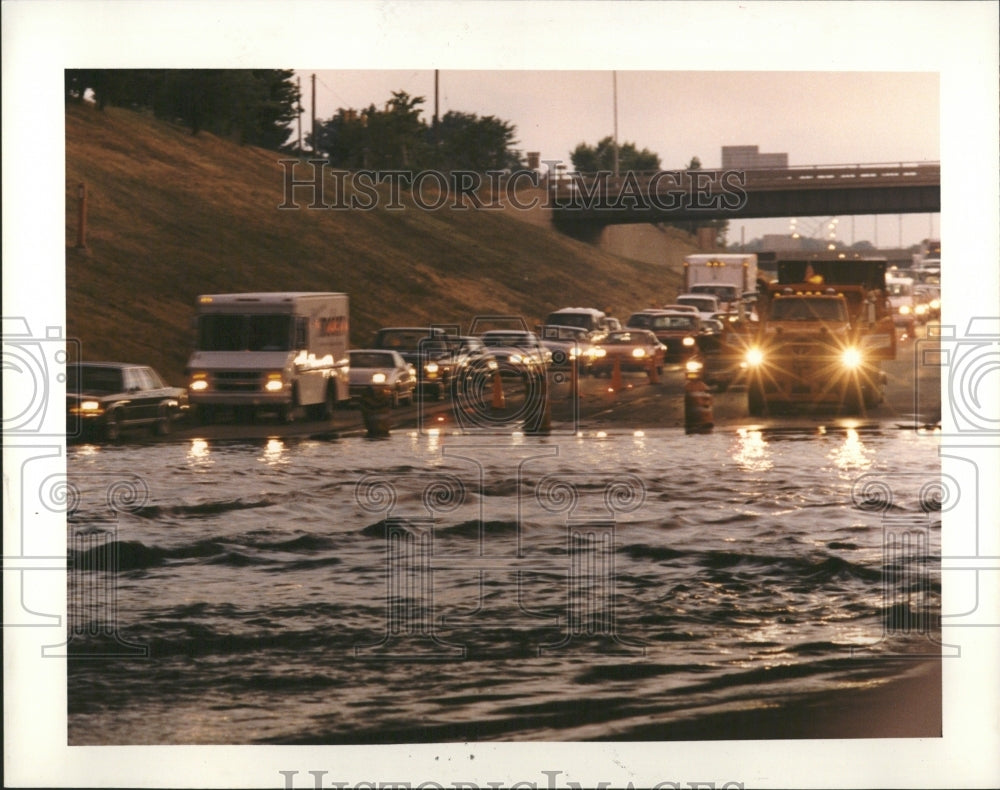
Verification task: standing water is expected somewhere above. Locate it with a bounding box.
[65,426,942,744]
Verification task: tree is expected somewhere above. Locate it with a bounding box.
[64,69,300,149]
[570,136,660,173]
[436,111,522,171]
[313,92,523,173]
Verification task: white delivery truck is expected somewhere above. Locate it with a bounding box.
[186,292,350,423]
[682,254,758,312]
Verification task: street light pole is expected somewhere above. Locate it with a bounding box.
[612,71,619,178]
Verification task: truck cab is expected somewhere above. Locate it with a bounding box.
[744,285,889,415]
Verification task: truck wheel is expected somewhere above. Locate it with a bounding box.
[747,381,766,417]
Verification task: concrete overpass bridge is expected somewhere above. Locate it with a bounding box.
[548,162,940,229]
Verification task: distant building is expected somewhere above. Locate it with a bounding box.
[722,145,788,170]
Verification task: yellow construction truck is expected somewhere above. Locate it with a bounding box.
[742,255,896,416]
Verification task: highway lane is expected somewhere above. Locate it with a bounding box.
[144,323,938,442]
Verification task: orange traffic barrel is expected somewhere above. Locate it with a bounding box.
[684,378,714,434]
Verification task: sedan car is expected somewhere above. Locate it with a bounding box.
[348,349,416,407]
[67,362,189,441]
[372,327,454,399]
[626,310,702,361]
[538,324,600,374]
[590,329,666,378]
[445,335,499,396]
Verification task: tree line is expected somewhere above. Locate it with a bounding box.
[66,70,525,173]
[65,69,300,150]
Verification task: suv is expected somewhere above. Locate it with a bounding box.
[543,307,611,337]
[372,327,454,399]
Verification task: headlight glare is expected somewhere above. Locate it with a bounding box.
[841,348,863,369]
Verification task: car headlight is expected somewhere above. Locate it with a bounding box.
[930,298,940,310]
[265,372,285,392]
[841,348,863,369]
[80,400,102,411]
[682,336,695,347]
[685,359,704,374]
[915,304,928,316]
[593,348,606,358]
[508,354,523,364]
[189,372,208,391]
[425,362,439,374]
[371,372,387,384]
[899,304,911,315]
[745,347,764,367]
[632,348,646,358]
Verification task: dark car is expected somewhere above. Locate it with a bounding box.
[444,335,499,395]
[480,330,550,379]
[67,362,189,441]
[372,327,455,399]
[626,310,701,361]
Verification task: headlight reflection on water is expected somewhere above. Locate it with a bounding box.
[732,428,773,472]
[259,438,287,466]
[186,438,212,467]
[828,427,874,473]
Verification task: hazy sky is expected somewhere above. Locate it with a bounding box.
[300,69,941,246]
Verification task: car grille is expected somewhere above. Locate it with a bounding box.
[212,371,263,391]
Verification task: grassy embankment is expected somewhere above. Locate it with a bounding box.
[66,101,696,384]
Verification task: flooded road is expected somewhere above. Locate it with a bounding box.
[65,337,944,744]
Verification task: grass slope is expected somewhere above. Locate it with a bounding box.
[65,101,693,384]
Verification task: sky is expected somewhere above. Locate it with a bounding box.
[298,68,942,247]
[2,2,999,789]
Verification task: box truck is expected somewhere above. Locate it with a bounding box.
[186,292,349,423]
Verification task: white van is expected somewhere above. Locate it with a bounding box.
[543,307,612,336]
[186,292,350,422]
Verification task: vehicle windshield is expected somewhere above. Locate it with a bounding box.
[543,326,586,341]
[690,285,738,300]
[483,333,533,347]
[771,298,848,322]
[649,314,698,331]
[677,297,716,312]
[350,352,395,369]
[68,366,126,394]
[376,330,432,352]
[198,314,293,352]
[603,331,647,345]
[544,312,596,330]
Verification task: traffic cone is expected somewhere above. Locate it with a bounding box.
[610,356,624,391]
[647,358,659,384]
[491,370,506,410]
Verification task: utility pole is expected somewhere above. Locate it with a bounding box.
[612,71,619,178]
[311,73,316,153]
[297,75,302,154]
[434,69,440,147]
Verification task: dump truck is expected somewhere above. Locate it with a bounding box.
[186,292,350,423]
[742,255,895,415]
